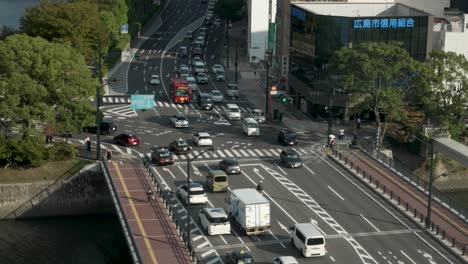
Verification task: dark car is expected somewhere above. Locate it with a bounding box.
[280,150,302,168]
[113,133,140,147]
[226,250,255,264]
[219,158,241,175]
[83,121,117,135]
[278,130,298,146]
[169,139,192,154]
[151,147,174,165]
[198,92,213,110]
[192,47,203,58]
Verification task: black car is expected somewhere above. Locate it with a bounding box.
[151,147,174,166]
[198,92,213,110]
[225,250,255,264]
[169,139,192,154]
[219,158,241,174]
[278,130,298,146]
[280,150,302,168]
[84,121,117,135]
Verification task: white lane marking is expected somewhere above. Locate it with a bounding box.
[274,163,287,175]
[197,241,209,248]
[238,149,249,157]
[126,148,132,154]
[268,230,286,248]
[111,144,124,153]
[327,186,345,200]
[224,149,234,157]
[192,235,204,241]
[201,249,216,258]
[303,163,316,174]
[231,228,250,251]
[262,149,272,156]
[329,256,336,262]
[320,156,455,264]
[360,214,380,232]
[206,257,222,264]
[231,149,241,156]
[249,169,264,180]
[400,250,417,264]
[269,149,280,155]
[164,168,176,179]
[246,149,257,156]
[219,235,228,245]
[254,149,264,156]
[217,150,226,157]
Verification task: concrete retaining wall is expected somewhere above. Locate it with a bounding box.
[0,163,114,219]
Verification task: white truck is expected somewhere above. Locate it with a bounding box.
[227,188,270,235]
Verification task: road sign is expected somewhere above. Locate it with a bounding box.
[121,24,129,34]
[270,85,277,95]
[131,94,154,110]
[122,51,131,57]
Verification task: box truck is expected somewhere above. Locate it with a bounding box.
[228,188,270,235]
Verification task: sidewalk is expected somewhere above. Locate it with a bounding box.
[329,148,468,261]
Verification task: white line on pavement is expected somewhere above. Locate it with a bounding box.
[400,250,417,264]
[327,186,345,200]
[360,214,380,232]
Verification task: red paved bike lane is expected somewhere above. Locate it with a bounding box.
[331,149,467,256]
[107,160,192,264]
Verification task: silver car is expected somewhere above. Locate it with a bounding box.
[196,73,209,84]
[215,69,225,82]
[226,83,239,97]
[247,109,266,123]
[179,65,190,79]
[210,90,224,103]
[212,64,224,74]
[170,114,189,128]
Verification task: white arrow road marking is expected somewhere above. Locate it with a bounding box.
[252,168,264,180]
[277,221,289,233]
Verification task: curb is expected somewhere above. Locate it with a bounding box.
[326,152,468,263]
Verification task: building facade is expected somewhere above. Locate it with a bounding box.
[247,0,277,62]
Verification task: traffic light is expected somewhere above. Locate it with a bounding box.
[281,97,287,103]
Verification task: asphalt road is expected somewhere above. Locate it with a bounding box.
[90,1,466,263]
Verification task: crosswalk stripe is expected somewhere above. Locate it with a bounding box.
[157,101,164,107]
[126,148,132,154]
[177,104,183,109]
[214,106,221,111]
[238,149,249,157]
[202,151,211,158]
[146,153,151,159]
[246,149,257,156]
[187,153,194,159]
[164,102,171,107]
[211,151,218,158]
[171,103,177,108]
[254,149,264,156]
[223,149,234,157]
[231,149,241,156]
[269,149,280,155]
[276,149,283,154]
[111,144,124,153]
[173,155,178,160]
[217,150,226,157]
[262,149,272,156]
[298,148,308,154]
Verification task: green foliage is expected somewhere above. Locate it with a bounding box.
[50,142,77,161]
[0,135,51,168]
[330,42,427,147]
[215,0,245,22]
[424,50,468,139]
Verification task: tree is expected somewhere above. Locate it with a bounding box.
[330,42,428,148]
[215,0,245,22]
[20,0,109,62]
[0,34,97,139]
[424,50,468,139]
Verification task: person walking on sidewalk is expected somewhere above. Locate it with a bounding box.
[84,136,91,151]
[147,188,153,201]
[106,149,112,163]
[357,117,361,130]
[339,128,345,141]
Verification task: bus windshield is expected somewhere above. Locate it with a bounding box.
[175,89,188,96]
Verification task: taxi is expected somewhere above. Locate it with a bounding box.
[168,138,192,154]
[151,147,174,166]
[226,250,255,264]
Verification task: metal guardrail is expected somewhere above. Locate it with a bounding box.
[358,138,467,221]
[101,158,143,264]
[141,157,199,263]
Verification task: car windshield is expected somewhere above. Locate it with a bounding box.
[176,116,187,121]
[211,216,229,223]
[225,160,238,166]
[212,91,221,96]
[228,86,238,90]
[189,190,205,195]
[238,258,255,264]
[202,97,212,102]
[177,141,188,147]
[180,68,189,73]
[159,152,171,157]
[253,111,264,116]
[287,153,299,158]
[229,108,239,112]
[247,123,258,128]
[198,73,207,78]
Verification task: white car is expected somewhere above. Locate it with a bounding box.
[272,256,299,264]
[212,64,224,75]
[199,208,231,235]
[170,114,189,128]
[193,132,212,146]
[149,75,161,85]
[177,183,207,205]
[210,90,224,103]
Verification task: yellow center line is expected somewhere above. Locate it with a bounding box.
[113,162,159,264]
[355,152,467,234]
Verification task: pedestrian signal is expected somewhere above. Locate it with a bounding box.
[281,97,287,103]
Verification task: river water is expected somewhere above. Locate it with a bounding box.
[0,215,132,264]
[0,0,39,28]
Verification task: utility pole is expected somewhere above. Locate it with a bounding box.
[265,50,272,116]
[426,140,435,229]
[235,40,238,83]
[96,41,102,160]
[226,23,229,68]
[327,85,335,146]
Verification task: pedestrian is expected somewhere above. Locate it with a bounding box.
[85,136,91,151]
[357,117,361,130]
[106,149,112,163]
[279,112,283,123]
[339,128,344,141]
[147,188,153,201]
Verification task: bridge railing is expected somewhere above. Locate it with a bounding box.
[142,157,200,263]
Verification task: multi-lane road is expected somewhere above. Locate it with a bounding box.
[98,0,466,263]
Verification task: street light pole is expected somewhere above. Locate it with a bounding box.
[96,41,102,160]
[226,24,229,68]
[426,140,435,228]
[235,40,238,83]
[327,86,335,146]
[185,147,215,256]
[265,50,272,116]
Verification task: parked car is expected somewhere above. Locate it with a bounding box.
[214,69,225,81]
[226,83,239,97]
[212,64,224,74]
[278,130,298,146]
[169,139,192,154]
[219,158,241,174]
[113,133,140,147]
[247,109,265,123]
[226,250,255,264]
[272,256,299,264]
[176,183,207,205]
[196,72,209,84]
[179,65,190,79]
[170,114,189,128]
[193,132,212,146]
[280,150,302,168]
[151,147,174,166]
[199,208,230,235]
[210,90,224,103]
[150,74,161,85]
[83,121,117,135]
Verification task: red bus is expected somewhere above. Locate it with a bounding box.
[170,78,192,104]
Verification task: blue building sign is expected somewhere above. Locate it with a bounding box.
[121,24,129,34]
[131,94,154,110]
[353,18,415,29]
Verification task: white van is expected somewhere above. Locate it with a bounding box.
[198,208,231,235]
[243,118,260,136]
[289,223,326,257]
[193,61,206,73]
[225,104,241,120]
